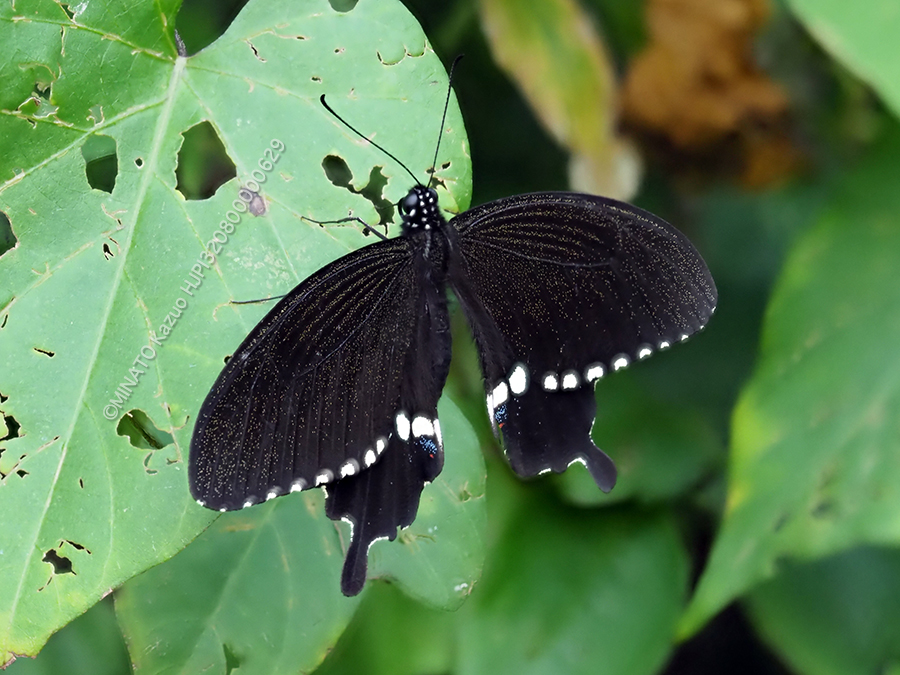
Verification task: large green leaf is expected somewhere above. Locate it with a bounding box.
[746,546,900,675]
[313,581,456,675]
[680,125,900,635]
[787,0,900,119]
[4,598,129,675]
[116,490,353,675]
[115,398,484,675]
[0,0,473,662]
[457,497,688,675]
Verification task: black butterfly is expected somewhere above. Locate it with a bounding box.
[189,87,717,597]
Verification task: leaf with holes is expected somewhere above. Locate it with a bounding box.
[0,0,474,662]
[115,398,483,674]
[679,125,900,636]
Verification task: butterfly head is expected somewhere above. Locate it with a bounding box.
[399,185,442,234]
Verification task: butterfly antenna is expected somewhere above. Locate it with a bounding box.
[320,94,421,186]
[428,54,464,190]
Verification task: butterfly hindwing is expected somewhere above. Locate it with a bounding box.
[324,245,452,594]
[189,237,419,511]
[449,192,717,488]
[495,384,617,491]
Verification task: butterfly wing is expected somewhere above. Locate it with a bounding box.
[324,250,452,595]
[189,237,416,509]
[448,192,717,490]
[189,235,452,596]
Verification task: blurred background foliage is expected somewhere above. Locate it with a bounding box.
[6,0,900,673]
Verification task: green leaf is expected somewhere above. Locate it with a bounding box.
[680,124,900,636]
[554,371,721,506]
[457,500,688,675]
[115,397,483,674]
[115,490,355,675]
[745,546,900,675]
[4,598,129,675]
[313,582,456,675]
[0,0,471,661]
[787,0,900,120]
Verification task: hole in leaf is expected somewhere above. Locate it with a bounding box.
[224,353,232,364]
[79,477,85,489]
[87,104,105,125]
[116,409,174,450]
[328,0,358,12]
[103,243,114,260]
[0,313,7,329]
[143,453,158,476]
[176,121,236,200]
[311,76,322,83]
[33,347,55,357]
[323,155,353,187]
[175,0,249,53]
[43,549,74,575]
[16,469,28,477]
[359,168,393,225]
[1,411,23,444]
[60,2,75,19]
[0,211,16,258]
[135,157,144,168]
[65,539,90,553]
[321,155,394,226]
[33,81,51,102]
[82,134,118,193]
[247,40,265,61]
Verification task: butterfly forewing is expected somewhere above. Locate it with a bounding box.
[453,193,716,373]
[189,237,419,511]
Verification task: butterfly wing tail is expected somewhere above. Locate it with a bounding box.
[496,384,617,493]
[326,431,443,596]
